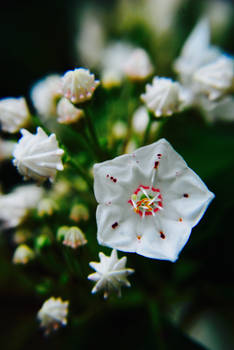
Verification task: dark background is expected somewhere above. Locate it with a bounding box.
[0,1,234,349]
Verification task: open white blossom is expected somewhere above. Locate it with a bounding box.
[62,68,100,104]
[141,77,181,117]
[94,139,214,262]
[124,48,154,81]
[88,249,134,298]
[0,185,43,228]
[0,97,30,133]
[57,97,84,124]
[13,244,35,264]
[62,226,87,249]
[0,139,16,161]
[31,75,62,118]
[194,55,234,101]
[13,127,64,182]
[174,18,220,84]
[37,297,69,333]
[199,95,234,123]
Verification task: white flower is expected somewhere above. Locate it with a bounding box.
[93,139,214,262]
[0,139,16,161]
[88,249,134,298]
[13,127,64,182]
[174,18,220,84]
[12,244,35,264]
[62,226,87,249]
[57,97,84,124]
[141,77,181,117]
[124,48,154,81]
[0,185,43,228]
[101,42,134,88]
[199,96,234,123]
[37,297,69,333]
[31,75,62,118]
[61,68,99,104]
[0,97,30,133]
[194,55,234,100]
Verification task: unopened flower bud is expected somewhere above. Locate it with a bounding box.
[13,244,35,264]
[124,48,153,81]
[62,68,99,104]
[0,97,30,133]
[70,204,89,222]
[62,226,87,249]
[57,97,84,124]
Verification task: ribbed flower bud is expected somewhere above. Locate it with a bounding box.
[0,97,30,133]
[62,68,99,104]
[13,127,64,182]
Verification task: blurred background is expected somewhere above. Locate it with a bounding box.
[0,0,234,349]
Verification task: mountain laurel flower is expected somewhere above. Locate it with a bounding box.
[62,226,87,249]
[0,97,30,133]
[13,127,64,182]
[57,97,84,124]
[88,249,134,298]
[12,244,35,264]
[124,48,154,81]
[37,297,69,334]
[61,68,100,104]
[193,55,234,101]
[31,74,62,118]
[173,18,220,84]
[93,139,214,262]
[141,77,181,117]
[0,185,43,228]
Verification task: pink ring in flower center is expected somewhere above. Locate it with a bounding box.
[128,185,163,217]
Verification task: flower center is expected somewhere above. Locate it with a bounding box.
[128,185,163,217]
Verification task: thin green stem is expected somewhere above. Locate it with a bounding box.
[143,114,153,145]
[66,155,93,192]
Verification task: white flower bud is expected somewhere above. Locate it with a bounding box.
[0,97,30,133]
[112,121,128,140]
[57,97,84,124]
[194,55,234,100]
[61,68,99,104]
[31,75,62,118]
[88,249,134,298]
[13,244,35,264]
[124,48,154,81]
[13,127,64,182]
[141,77,181,117]
[62,226,87,249]
[0,139,16,161]
[101,42,134,87]
[132,106,149,134]
[0,185,43,228]
[37,297,69,333]
[69,204,89,222]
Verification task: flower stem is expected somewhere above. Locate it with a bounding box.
[143,113,153,145]
[84,106,109,161]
